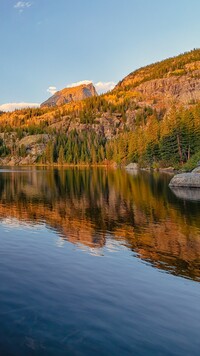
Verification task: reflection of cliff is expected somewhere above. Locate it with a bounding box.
[0,168,200,281]
[114,221,200,280]
[0,202,104,248]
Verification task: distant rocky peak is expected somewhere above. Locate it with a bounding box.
[41,82,97,108]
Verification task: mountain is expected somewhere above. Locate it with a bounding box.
[0,49,200,168]
[115,49,200,107]
[41,82,97,107]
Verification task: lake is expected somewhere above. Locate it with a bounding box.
[0,167,200,355]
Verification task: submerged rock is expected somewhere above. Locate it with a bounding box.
[159,167,175,173]
[170,187,200,201]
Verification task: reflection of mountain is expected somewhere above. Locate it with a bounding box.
[0,168,200,281]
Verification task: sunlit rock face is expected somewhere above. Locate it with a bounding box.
[123,72,200,105]
[41,83,97,107]
[116,57,200,108]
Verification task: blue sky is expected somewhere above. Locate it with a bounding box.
[0,0,200,110]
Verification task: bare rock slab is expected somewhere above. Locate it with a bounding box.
[169,173,200,188]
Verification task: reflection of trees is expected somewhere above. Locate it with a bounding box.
[0,168,200,280]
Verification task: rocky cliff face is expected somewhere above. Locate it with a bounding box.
[41,82,97,107]
[116,57,200,108]
[133,70,200,106]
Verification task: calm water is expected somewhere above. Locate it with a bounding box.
[0,168,200,355]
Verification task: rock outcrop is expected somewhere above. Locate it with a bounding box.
[169,172,200,188]
[134,71,200,105]
[41,82,97,107]
[169,161,200,188]
[116,52,200,108]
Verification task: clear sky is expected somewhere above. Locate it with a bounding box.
[0,0,200,110]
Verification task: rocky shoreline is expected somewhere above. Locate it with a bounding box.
[169,162,200,188]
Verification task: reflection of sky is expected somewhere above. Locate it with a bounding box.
[0,215,200,355]
[0,218,44,231]
[0,218,129,258]
[75,237,127,257]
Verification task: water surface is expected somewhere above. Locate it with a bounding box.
[0,168,200,355]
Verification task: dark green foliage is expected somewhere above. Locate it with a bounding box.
[40,130,106,165]
[135,106,154,126]
[105,105,200,168]
[18,144,26,157]
[183,151,200,171]
[143,142,161,165]
[0,138,10,157]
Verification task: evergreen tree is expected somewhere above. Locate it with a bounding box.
[58,146,64,165]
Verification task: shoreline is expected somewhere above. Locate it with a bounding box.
[0,162,178,174]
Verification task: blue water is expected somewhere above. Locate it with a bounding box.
[0,168,200,355]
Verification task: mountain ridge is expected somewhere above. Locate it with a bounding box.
[0,49,199,168]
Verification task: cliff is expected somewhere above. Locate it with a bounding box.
[115,51,200,108]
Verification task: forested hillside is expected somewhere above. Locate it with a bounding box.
[0,49,200,169]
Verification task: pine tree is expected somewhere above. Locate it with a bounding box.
[58,146,64,165]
